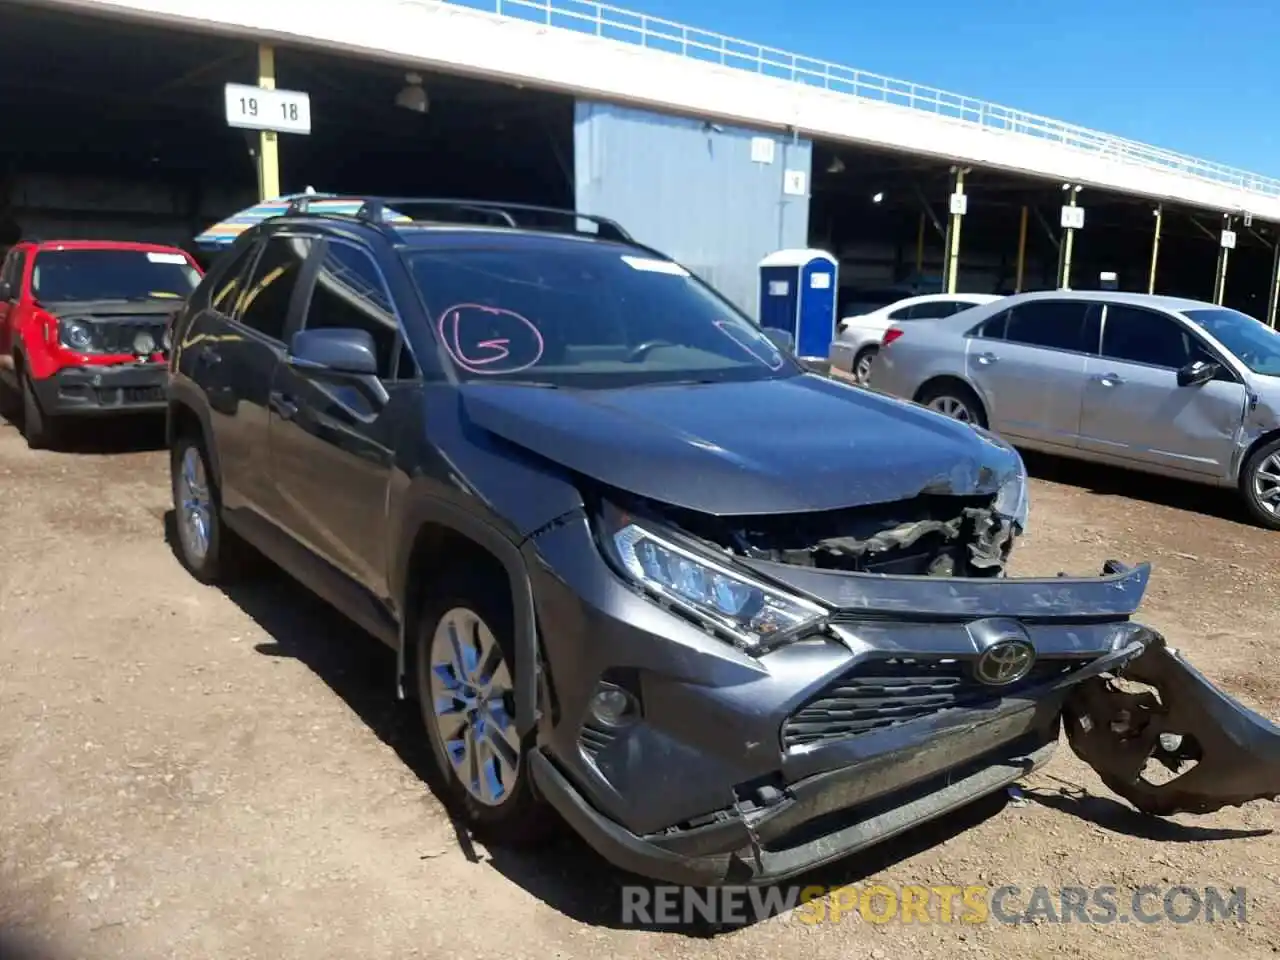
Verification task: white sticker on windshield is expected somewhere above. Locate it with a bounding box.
[146,252,188,265]
[620,255,689,276]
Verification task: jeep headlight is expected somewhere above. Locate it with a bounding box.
[58,318,95,353]
[601,506,826,654]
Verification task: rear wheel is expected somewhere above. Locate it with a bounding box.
[852,346,878,385]
[917,381,987,428]
[170,434,250,583]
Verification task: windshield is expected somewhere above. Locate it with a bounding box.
[406,243,799,388]
[1183,307,1280,376]
[31,249,200,302]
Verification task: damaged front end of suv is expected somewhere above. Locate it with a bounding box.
[465,378,1280,885]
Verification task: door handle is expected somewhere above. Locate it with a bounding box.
[270,392,299,420]
[1090,372,1125,386]
[975,352,999,365]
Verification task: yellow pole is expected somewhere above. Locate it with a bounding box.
[946,169,966,294]
[1214,219,1231,305]
[1061,189,1078,290]
[257,44,280,201]
[1148,203,1163,294]
[1015,205,1028,292]
[915,212,925,275]
[1268,239,1280,328]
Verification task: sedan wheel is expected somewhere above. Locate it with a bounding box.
[927,394,976,422]
[854,349,877,384]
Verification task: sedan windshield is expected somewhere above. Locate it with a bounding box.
[32,249,200,302]
[1183,307,1280,376]
[406,243,800,388]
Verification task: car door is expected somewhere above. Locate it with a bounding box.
[964,299,1100,449]
[1078,303,1247,476]
[267,236,417,599]
[193,231,315,521]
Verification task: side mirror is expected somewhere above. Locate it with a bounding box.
[288,327,378,377]
[761,327,795,354]
[0,280,12,302]
[1177,359,1219,387]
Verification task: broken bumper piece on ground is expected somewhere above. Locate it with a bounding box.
[1064,631,1280,816]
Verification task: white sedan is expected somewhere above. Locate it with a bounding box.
[830,293,1003,383]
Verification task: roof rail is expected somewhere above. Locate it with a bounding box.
[280,195,631,243]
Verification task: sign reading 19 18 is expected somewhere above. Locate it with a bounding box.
[224,83,312,135]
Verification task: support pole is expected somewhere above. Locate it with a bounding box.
[915,212,925,275]
[1148,203,1163,294]
[257,44,280,202]
[1268,237,1280,328]
[946,168,966,294]
[1060,188,1078,289]
[1015,205,1028,293]
[1214,216,1232,305]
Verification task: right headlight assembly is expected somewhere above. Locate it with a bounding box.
[599,504,827,655]
[58,317,97,353]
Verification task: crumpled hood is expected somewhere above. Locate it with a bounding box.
[459,374,1023,516]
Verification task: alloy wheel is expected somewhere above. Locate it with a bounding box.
[427,607,521,807]
[177,445,212,562]
[1252,452,1280,516]
[927,395,973,422]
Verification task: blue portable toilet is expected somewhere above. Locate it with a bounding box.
[757,248,839,361]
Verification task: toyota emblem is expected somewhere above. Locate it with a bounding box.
[972,639,1036,686]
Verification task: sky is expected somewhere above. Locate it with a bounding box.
[623,0,1280,177]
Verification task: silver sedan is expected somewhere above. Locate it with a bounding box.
[868,289,1280,529]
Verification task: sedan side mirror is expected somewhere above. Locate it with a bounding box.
[288,327,378,377]
[761,327,795,354]
[1177,358,1220,387]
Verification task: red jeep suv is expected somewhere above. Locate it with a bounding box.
[0,240,202,448]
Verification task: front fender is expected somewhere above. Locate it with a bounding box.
[391,492,543,738]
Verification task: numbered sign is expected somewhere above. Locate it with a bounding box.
[1060,205,1085,230]
[224,83,312,135]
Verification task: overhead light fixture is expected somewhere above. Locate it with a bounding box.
[872,191,884,203]
[395,72,429,113]
[827,156,845,174]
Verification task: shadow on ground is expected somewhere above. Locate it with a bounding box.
[1021,450,1252,526]
[161,510,1260,936]
[0,402,166,454]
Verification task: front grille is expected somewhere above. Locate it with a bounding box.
[781,656,1087,750]
[93,319,168,355]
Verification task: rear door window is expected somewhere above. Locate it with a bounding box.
[975,301,1099,353]
[907,300,962,320]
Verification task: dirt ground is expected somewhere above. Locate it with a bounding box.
[2,411,1280,960]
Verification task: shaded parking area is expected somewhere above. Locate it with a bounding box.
[1,411,1279,959]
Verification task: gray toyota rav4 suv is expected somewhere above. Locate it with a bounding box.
[165,196,1280,886]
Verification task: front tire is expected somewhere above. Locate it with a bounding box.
[20,373,56,450]
[1240,437,1280,530]
[416,580,551,844]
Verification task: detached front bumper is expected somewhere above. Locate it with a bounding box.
[524,515,1186,886]
[32,362,168,416]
